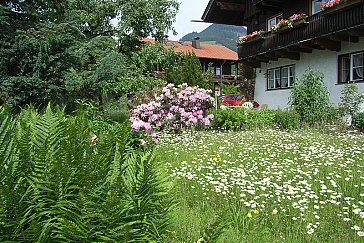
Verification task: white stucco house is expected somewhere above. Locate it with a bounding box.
[202,0,364,109]
[255,40,364,109]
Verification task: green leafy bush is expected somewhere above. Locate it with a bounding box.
[0,105,174,242]
[275,110,301,130]
[289,68,331,125]
[211,108,277,130]
[339,84,364,115]
[105,110,130,123]
[210,108,305,131]
[353,113,364,128]
[211,108,248,130]
[220,83,240,94]
[323,105,340,124]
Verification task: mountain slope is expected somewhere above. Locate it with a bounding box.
[180,24,246,51]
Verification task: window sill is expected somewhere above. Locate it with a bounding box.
[266,87,292,91]
[337,80,364,85]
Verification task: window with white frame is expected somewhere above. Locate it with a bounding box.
[231,64,237,75]
[339,52,364,83]
[215,67,221,76]
[352,53,363,81]
[267,65,295,90]
[311,0,330,14]
[267,14,283,31]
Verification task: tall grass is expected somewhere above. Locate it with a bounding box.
[0,105,174,242]
[157,129,364,242]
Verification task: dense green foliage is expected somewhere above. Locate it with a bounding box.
[166,52,211,89]
[210,108,278,130]
[0,106,174,241]
[0,0,178,111]
[275,109,301,130]
[220,83,240,95]
[353,112,364,128]
[289,68,332,125]
[181,24,246,51]
[211,108,305,131]
[133,42,212,89]
[339,83,364,116]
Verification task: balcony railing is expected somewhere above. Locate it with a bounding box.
[238,4,364,67]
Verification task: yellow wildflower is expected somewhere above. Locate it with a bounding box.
[181,160,187,165]
[253,209,259,214]
[247,213,253,219]
[213,157,218,161]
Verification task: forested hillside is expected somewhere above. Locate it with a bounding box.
[180,24,246,51]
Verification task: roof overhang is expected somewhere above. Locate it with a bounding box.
[201,0,247,26]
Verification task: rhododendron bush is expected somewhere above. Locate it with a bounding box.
[129,83,215,144]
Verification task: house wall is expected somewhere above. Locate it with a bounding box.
[254,38,364,109]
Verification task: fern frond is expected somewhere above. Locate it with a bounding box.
[1,105,175,242]
[0,107,22,240]
[0,108,16,170]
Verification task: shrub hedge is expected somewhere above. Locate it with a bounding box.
[275,110,301,130]
[353,113,364,128]
[210,108,300,130]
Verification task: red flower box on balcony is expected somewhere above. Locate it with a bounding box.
[320,0,364,16]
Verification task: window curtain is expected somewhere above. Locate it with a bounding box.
[353,55,363,79]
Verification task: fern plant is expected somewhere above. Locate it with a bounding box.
[0,105,174,242]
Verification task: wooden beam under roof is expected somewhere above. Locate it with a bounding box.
[299,42,325,50]
[255,55,270,63]
[254,0,285,9]
[243,59,261,68]
[262,53,279,61]
[287,46,312,53]
[216,1,245,12]
[274,50,300,60]
[348,28,364,37]
[330,33,359,43]
[313,38,341,52]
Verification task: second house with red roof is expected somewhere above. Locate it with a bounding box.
[142,37,240,85]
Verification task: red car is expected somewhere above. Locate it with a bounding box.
[222,94,246,106]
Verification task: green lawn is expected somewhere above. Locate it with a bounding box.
[156,129,364,242]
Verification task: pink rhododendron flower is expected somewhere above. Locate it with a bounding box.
[129,83,215,145]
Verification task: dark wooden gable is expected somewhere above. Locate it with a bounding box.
[202,0,247,26]
[246,0,310,32]
[202,0,311,32]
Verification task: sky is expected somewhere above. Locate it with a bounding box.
[168,0,212,41]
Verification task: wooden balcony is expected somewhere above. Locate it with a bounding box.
[238,4,364,67]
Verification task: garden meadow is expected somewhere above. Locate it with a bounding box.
[157,129,364,242]
[3,0,364,241]
[1,68,364,242]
